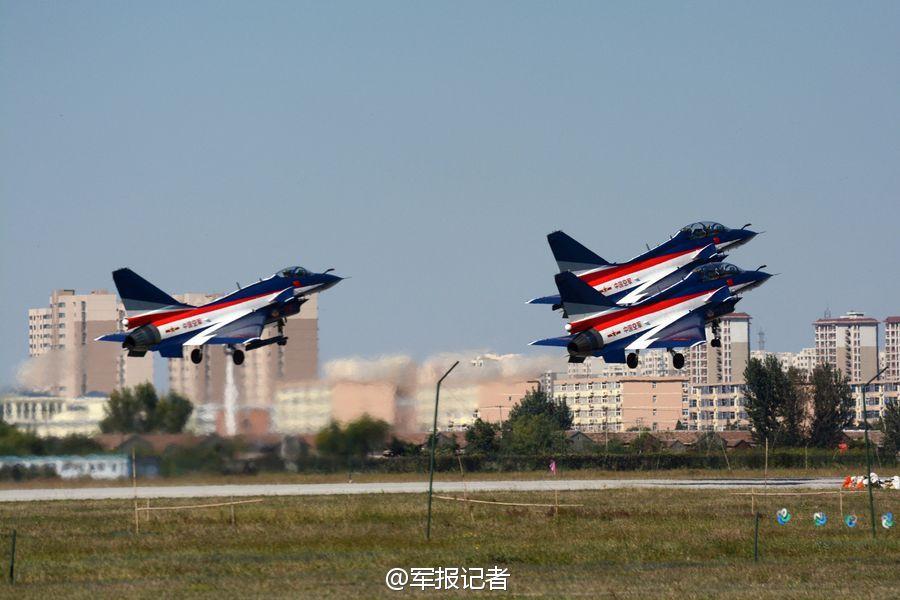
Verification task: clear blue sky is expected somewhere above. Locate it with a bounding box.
[2,2,899,387]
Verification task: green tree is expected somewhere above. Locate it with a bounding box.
[99,387,144,433]
[465,418,499,454]
[743,356,781,445]
[314,416,390,461]
[743,355,807,446]
[154,391,194,433]
[808,364,854,448]
[882,399,900,457]
[777,367,809,446]
[343,415,390,460]
[631,431,663,454]
[425,431,460,455]
[504,388,572,431]
[41,434,102,455]
[314,422,346,458]
[100,384,193,434]
[695,431,725,455]
[386,436,420,457]
[500,388,572,455]
[133,382,159,430]
[501,413,566,455]
[0,420,43,455]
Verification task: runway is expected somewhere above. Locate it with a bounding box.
[0,477,843,502]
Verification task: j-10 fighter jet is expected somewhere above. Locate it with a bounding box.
[529,222,758,310]
[531,261,772,369]
[96,266,342,365]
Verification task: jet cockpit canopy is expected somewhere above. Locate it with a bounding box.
[278,266,310,278]
[680,221,726,239]
[693,262,741,281]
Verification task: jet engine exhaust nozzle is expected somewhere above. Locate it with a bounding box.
[123,324,161,350]
[567,329,605,356]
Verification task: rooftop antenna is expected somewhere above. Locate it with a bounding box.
[824,306,832,319]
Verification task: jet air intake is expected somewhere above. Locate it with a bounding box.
[706,297,740,320]
[567,329,605,356]
[123,324,161,350]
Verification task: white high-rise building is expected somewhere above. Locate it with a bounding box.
[813,311,879,383]
[686,313,751,385]
[885,317,900,382]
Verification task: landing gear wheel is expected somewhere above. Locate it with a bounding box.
[711,338,722,348]
[190,348,203,364]
[277,338,287,346]
[232,349,245,365]
[672,352,685,370]
[626,352,639,369]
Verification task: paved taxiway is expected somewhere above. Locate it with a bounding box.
[0,477,843,502]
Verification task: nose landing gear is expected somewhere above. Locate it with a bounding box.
[710,319,722,347]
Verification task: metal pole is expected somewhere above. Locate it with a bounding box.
[862,366,887,539]
[753,513,760,562]
[426,361,459,541]
[8,529,16,584]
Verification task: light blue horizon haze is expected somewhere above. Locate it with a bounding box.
[1,2,899,388]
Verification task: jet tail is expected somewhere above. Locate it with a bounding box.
[112,268,194,313]
[547,231,610,272]
[554,271,619,319]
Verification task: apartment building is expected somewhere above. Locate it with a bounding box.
[814,311,879,383]
[851,380,900,424]
[27,289,152,396]
[685,313,751,385]
[885,317,900,381]
[551,375,687,432]
[684,383,748,431]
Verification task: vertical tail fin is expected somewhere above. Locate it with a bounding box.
[112,268,193,313]
[554,271,619,319]
[547,231,611,272]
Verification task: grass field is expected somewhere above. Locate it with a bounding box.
[1,485,898,598]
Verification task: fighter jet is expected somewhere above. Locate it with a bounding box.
[528,222,757,310]
[96,266,342,365]
[531,261,771,369]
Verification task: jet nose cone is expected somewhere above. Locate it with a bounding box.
[738,228,759,243]
[321,273,343,289]
[747,270,773,290]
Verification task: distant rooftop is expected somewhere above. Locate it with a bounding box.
[723,312,751,320]
[814,311,879,326]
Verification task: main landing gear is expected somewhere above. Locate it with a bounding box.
[626,352,639,369]
[672,352,685,370]
[710,319,722,348]
[231,349,245,365]
[192,346,244,365]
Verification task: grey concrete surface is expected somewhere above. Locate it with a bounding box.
[0,477,844,502]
